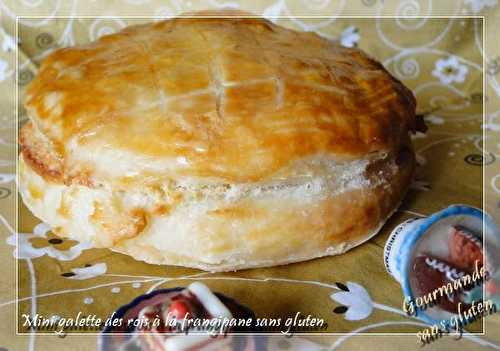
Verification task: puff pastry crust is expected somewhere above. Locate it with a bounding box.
[20,13,417,271]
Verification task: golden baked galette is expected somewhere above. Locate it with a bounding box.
[20,13,417,271]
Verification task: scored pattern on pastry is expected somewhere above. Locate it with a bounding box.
[24,17,415,183]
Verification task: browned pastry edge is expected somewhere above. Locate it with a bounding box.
[20,121,64,183]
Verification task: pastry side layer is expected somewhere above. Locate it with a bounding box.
[19,142,414,271]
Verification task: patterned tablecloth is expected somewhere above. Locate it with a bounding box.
[0,1,499,350]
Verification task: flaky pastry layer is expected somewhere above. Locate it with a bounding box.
[19,142,414,271]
